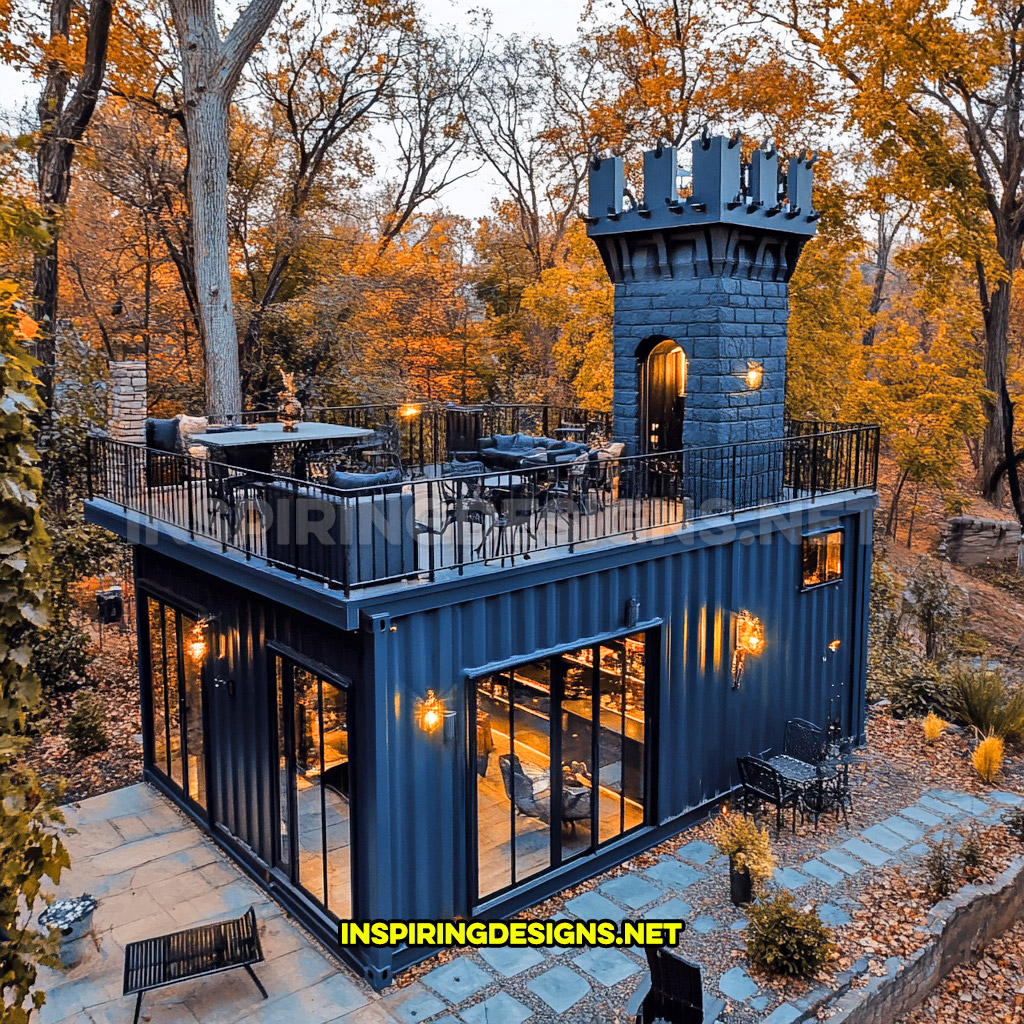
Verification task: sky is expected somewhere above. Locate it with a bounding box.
[1,0,592,219]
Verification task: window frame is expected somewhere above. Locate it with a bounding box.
[269,647,355,922]
[800,526,845,591]
[468,628,655,908]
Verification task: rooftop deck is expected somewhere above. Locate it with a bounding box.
[86,423,878,597]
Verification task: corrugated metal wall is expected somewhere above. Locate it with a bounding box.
[366,498,874,921]
[133,494,874,978]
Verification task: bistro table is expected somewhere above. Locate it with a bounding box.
[768,752,851,826]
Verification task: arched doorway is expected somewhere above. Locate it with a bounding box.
[638,338,686,453]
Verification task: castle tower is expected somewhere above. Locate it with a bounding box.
[585,134,818,459]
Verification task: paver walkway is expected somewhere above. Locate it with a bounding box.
[31,782,1017,1024]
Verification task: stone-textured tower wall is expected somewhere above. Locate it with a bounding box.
[108,360,148,443]
[586,135,818,456]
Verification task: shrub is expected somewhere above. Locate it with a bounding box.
[1002,807,1024,842]
[906,559,967,660]
[711,809,775,882]
[972,734,1004,784]
[880,667,954,720]
[65,692,108,755]
[923,712,947,744]
[957,832,983,874]
[925,840,959,900]
[944,663,1024,740]
[31,622,95,692]
[745,891,834,977]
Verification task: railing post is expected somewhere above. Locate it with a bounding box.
[730,445,737,518]
[187,455,195,539]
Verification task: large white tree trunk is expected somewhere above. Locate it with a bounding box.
[184,92,240,417]
[169,0,284,418]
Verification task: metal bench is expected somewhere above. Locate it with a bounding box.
[122,905,267,1024]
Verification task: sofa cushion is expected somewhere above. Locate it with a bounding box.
[490,433,520,451]
[329,469,404,493]
[145,418,179,453]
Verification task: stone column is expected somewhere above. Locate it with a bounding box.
[108,360,147,443]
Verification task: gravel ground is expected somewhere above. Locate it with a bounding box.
[398,709,1024,1023]
[897,917,1024,1024]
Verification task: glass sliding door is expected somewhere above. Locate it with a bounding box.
[275,656,353,920]
[474,631,650,904]
[143,597,208,817]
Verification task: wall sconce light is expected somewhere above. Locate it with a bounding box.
[732,610,765,688]
[745,361,763,390]
[186,618,211,663]
[828,638,841,652]
[399,404,421,418]
[418,689,444,734]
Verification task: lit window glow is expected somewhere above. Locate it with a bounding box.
[802,530,844,587]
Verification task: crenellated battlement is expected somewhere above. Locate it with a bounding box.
[587,131,823,463]
[586,133,818,238]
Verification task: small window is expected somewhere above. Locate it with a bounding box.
[802,529,844,588]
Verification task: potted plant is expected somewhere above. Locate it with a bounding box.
[711,807,774,905]
[39,894,97,967]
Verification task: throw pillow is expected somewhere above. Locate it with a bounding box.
[595,442,625,461]
[145,417,179,453]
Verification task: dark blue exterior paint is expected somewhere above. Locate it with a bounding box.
[94,489,874,988]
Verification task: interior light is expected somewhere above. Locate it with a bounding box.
[186,619,209,662]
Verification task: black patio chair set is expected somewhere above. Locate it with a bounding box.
[735,718,853,833]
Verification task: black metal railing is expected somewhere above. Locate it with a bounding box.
[222,402,614,473]
[86,425,878,596]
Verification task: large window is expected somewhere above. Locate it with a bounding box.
[145,597,206,811]
[275,656,352,919]
[802,528,844,588]
[473,632,649,902]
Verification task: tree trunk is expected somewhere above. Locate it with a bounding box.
[32,0,113,406]
[979,271,1012,502]
[181,91,241,418]
[168,0,284,417]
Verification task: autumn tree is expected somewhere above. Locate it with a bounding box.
[238,0,415,391]
[750,0,1024,519]
[464,35,591,279]
[32,0,113,406]
[521,220,613,410]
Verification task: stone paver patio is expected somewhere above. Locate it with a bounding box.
[31,781,1019,1024]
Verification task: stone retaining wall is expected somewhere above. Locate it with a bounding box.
[822,855,1024,1022]
[939,515,1021,567]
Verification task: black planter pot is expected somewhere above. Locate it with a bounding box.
[729,861,753,905]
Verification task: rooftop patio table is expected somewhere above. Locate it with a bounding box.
[190,422,375,476]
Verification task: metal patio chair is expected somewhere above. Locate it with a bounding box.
[736,755,801,833]
[635,945,703,1024]
[783,718,827,765]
